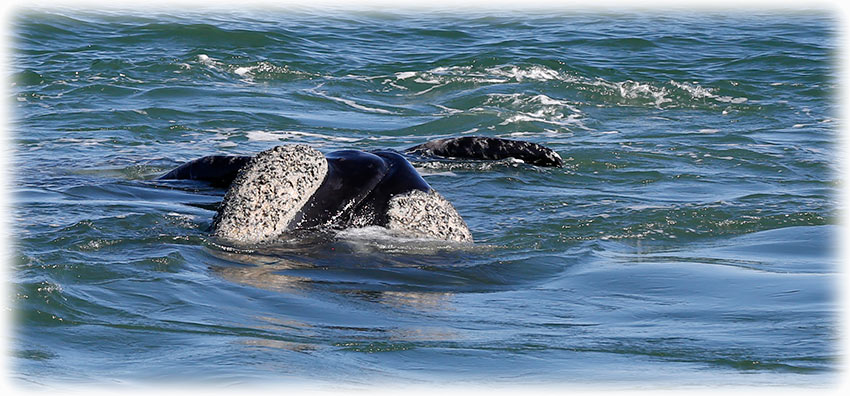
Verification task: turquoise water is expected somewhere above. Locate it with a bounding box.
[10,6,840,388]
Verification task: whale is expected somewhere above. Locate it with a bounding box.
[162,145,471,244]
[160,136,563,186]
[159,136,561,244]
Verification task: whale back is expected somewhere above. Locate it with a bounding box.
[161,144,475,243]
[287,150,389,230]
[344,150,432,228]
[159,155,253,187]
[406,136,563,167]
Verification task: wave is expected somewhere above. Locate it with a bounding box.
[483,93,586,128]
[303,84,399,115]
[195,54,314,83]
[361,63,754,114]
[243,130,362,143]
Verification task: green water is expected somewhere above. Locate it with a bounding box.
[10,6,840,388]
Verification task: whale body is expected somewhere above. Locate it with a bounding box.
[159,136,562,244]
[162,145,471,244]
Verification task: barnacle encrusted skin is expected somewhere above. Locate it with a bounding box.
[386,189,473,243]
[211,145,327,244]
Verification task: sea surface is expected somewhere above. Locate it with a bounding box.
[8,5,841,389]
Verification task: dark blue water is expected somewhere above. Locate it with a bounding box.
[10,5,840,389]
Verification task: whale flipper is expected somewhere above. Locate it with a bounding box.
[405,136,563,167]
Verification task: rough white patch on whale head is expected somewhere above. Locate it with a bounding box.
[386,189,472,243]
[211,144,328,244]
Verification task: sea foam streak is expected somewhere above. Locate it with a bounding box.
[244,130,361,143]
[305,84,397,115]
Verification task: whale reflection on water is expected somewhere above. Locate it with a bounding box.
[206,232,483,312]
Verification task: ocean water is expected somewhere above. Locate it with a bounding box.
[9,5,841,389]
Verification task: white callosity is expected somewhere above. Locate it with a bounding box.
[211,144,327,244]
[386,189,473,243]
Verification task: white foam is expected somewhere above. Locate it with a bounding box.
[307,87,396,114]
[715,96,748,104]
[245,130,361,143]
[626,204,670,210]
[415,168,459,177]
[245,131,281,141]
[413,83,447,96]
[197,54,219,69]
[484,93,585,129]
[384,80,408,91]
[335,226,474,255]
[429,65,472,74]
[395,71,417,80]
[500,109,584,127]
[671,80,748,105]
[617,80,671,106]
[504,130,563,138]
[671,80,713,99]
[234,66,253,76]
[433,104,462,115]
[413,77,442,84]
[533,94,571,107]
[54,137,109,146]
[166,212,195,221]
[487,92,562,106]
[486,65,563,82]
[336,225,415,241]
[340,74,381,82]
